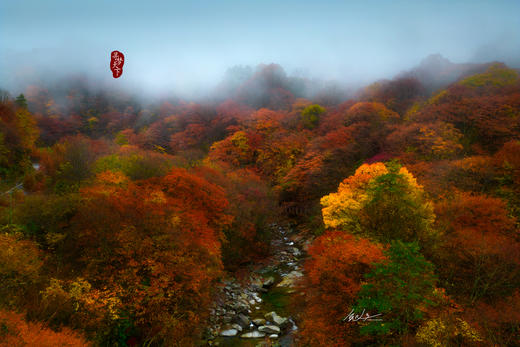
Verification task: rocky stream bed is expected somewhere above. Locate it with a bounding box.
[203,223,309,347]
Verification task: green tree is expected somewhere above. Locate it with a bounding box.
[353,241,438,339]
[15,94,27,109]
[321,161,437,247]
[362,161,436,246]
[301,104,325,129]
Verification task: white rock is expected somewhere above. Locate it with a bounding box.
[291,247,301,256]
[258,325,280,334]
[231,323,243,332]
[264,311,288,327]
[240,331,265,338]
[220,329,238,337]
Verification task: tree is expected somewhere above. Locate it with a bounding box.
[353,241,439,341]
[279,124,362,205]
[321,162,389,231]
[0,309,89,347]
[434,192,520,303]
[0,101,39,176]
[14,107,39,151]
[0,233,42,308]
[459,63,519,89]
[463,290,520,345]
[15,94,28,109]
[300,104,325,129]
[63,168,231,345]
[386,121,463,160]
[321,162,437,246]
[94,147,174,181]
[416,314,483,347]
[256,129,308,183]
[416,64,520,152]
[361,77,424,115]
[193,165,275,269]
[299,231,385,347]
[345,102,400,126]
[208,130,255,167]
[13,167,233,345]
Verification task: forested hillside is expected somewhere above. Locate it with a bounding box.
[1,60,519,346]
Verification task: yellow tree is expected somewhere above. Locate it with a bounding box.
[321,161,437,245]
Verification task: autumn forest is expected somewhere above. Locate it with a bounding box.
[1,54,520,347]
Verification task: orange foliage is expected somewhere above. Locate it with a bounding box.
[0,233,42,308]
[299,231,385,347]
[345,101,400,125]
[62,168,232,344]
[251,108,285,134]
[0,310,89,347]
[417,77,520,152]
[435,192,520,303]
[193,165,275,268]
[494,140,520,184]
[386,121,463,160]
[208,130,255,167]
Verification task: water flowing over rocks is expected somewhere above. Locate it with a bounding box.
[205,223,307,346]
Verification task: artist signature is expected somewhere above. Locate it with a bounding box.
[342,309,383,323]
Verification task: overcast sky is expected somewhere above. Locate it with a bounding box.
[1,0,519,95]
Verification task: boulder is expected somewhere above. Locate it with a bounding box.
[252,318,266,326]
[231,323,243,332]
[232,301,249,313]
[290,247,301,257]
[258,325,280,334]
[262,276,275,287]
[219,328,238,337]
[240,331,265,338]
[264,311,288,328]
[236,313,250,328]
[277,270,303,288]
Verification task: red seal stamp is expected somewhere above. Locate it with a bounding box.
[110,51,125,78]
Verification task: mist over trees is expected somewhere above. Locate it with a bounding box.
[1,55,520,346]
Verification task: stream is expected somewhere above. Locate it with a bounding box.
[203,223,308,347]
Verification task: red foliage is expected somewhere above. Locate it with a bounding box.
[345,101,400,126]
[299,231,386,346]
[0,310,89,347]
[417,84,520,152]
[61,168,233,343]
[494,140,520,184]
[464,291,520,345]
[435,192,520,303]
[193,165,275,268]
[361,77,424,115]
